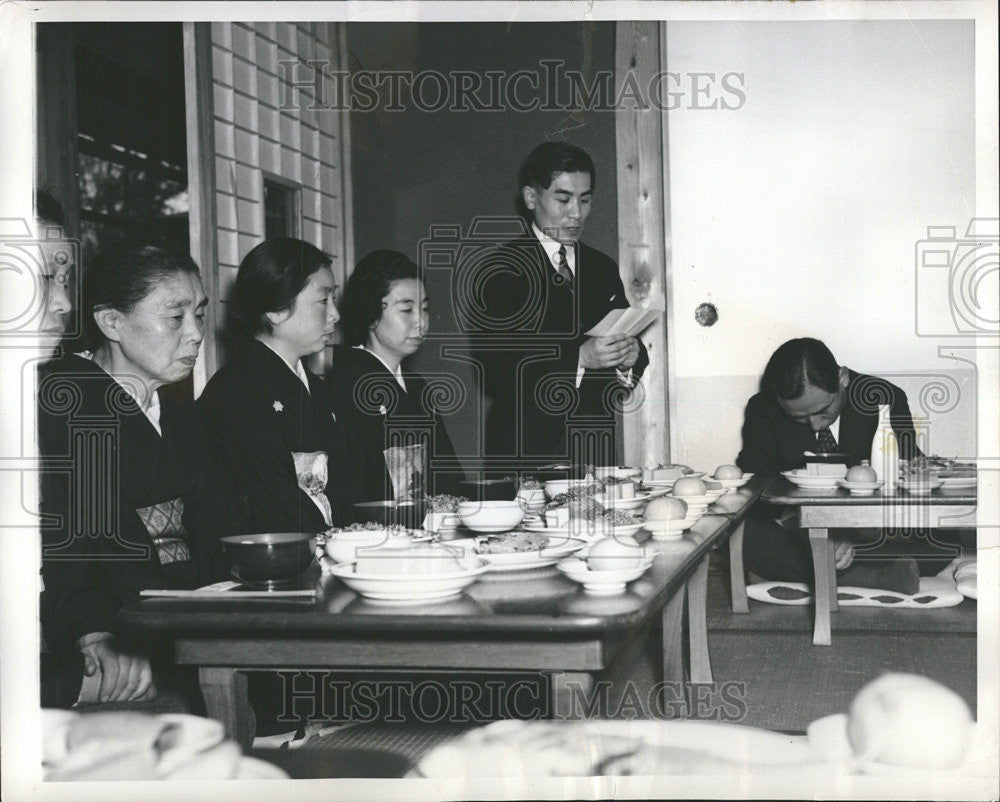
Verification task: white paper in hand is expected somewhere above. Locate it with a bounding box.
[585,303,662,338]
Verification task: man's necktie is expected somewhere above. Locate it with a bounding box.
[816,427,839,452]
[555,245,574,286]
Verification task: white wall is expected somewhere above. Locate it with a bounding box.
[663,20,977,469]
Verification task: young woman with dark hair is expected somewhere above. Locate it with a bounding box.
[327,249,464,501]
[199,238,366,533]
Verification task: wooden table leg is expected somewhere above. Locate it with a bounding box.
[198,667,256,750]
[551,671,595,720]
[808,527,834,646]
[827,537,839,613]
[661,591,687,716]
[728,520,749,613]
[687,557,713,684]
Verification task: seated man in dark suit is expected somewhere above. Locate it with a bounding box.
[737,337,928,593]
[472,142,649,473]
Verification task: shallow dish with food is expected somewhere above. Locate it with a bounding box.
[782,471,840,490]
[220,532,315,588]
[593,466,643,481]
[474,534,586,572]
[458,500,525,532]
[836,479,884,496]
[896,477,944,496]
[327,559,488,603]
[591,491,651,511]
[938,476,977,489]
[323,529,414,563]
[556,556,655,595]
[544,478,600,499]
[422,511,462,534]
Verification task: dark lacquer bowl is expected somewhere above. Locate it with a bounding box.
[352,499,426,528]
[220,532,315,586]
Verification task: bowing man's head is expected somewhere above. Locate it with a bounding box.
[763,337,850,432]
[519,142,595,245]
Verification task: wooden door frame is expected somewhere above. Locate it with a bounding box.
[183,21,219,394]
[615,21,673,466]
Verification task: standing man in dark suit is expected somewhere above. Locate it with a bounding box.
[737,337,926,591]
[472,142,649,474]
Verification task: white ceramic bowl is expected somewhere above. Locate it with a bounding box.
[515,487,547,513]
[592,492,650,511]
[324,530,413,564]
[643,514,702,538]
[782,470,840,490]
[716,473,753,489]
[543,479,598,499]
[593,465,642,481]
[328,559,488,603]
[458,500,526,532]
[422,511,462,534]
[669,492,719,506]
[557,556,654,595]
[896,478,944,496]
[837,479,885,496]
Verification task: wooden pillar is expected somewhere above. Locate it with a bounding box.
[615,22,671,467]
[183,22,219,393]
[35,24,81,238]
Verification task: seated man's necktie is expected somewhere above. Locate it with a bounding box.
[555,245,574,286]
[816,427,839,452]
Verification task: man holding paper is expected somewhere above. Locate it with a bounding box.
[473,142,650,471]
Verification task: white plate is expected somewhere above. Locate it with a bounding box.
[592,492,651,511]
[475,537,587,572]
[896,478,944,495]
[782,471,841,490]
[642,515,701,535]
[939,477,977,489]
[557,557,654,595]
[641,479,677,489]
[522,521,643,539]
[328,559,488,602]
[668,492,720,506]
[714,473,753,488]
[836,479,884,495]
[593,466,643,481]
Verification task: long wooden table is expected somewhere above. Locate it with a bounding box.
[738,479,977,646]
[120,477,770,747]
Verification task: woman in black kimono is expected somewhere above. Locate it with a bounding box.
[327,250,464,500]
[199,238,363,533]
[39,244,227,707]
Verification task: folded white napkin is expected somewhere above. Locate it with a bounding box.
[43,709,287,780]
